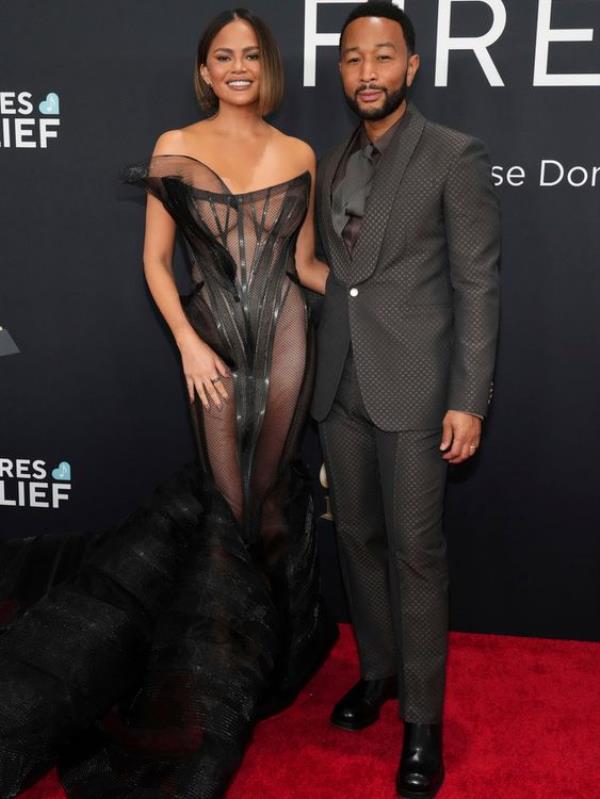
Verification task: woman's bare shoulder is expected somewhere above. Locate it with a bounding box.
[270,128,316,171]
[152,122,213,157]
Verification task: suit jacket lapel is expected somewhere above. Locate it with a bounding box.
[351,104,426,284]
[320,128,359,285]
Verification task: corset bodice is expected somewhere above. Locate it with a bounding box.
[126,155,310,297]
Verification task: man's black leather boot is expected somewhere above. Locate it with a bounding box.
[330,676,397,731]
[396,722,444,798]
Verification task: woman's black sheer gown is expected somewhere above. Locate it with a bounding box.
[0,156,336,798]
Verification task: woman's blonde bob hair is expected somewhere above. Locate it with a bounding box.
[194,8,284,117]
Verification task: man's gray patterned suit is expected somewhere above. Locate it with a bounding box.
[313,104,500,723]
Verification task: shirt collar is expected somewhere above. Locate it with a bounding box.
[359,110,407,155]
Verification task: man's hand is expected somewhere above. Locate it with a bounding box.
[440,411,482,464]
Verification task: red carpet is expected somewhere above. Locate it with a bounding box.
[20,625,600,798]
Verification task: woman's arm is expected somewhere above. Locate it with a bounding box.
[293,143,330,295]
[141,131,231,410]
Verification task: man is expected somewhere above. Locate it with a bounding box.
[312,3,500,797]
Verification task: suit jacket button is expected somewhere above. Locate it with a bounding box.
[349,287,358,297]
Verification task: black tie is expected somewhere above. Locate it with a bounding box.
[331,142,376,237]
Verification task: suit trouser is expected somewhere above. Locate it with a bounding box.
[319,349,449,723]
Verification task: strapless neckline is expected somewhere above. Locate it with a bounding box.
[152,153,311,199]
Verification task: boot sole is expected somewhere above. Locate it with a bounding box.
[396,768,445,799]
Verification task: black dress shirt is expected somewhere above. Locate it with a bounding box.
[332,115,404,254]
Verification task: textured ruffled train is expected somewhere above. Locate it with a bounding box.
[0,462,335,798]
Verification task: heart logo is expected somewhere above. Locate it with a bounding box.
[39,92,60,115]
[51,461,71,481]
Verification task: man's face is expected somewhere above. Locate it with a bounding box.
[339,16,420,121]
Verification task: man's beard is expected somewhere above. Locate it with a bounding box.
[344,81,407,121]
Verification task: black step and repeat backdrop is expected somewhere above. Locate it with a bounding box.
[1,1,599,641]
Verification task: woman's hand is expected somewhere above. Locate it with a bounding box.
[176,328,231,411]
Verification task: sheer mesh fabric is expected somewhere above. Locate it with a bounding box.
[144,157,312,542]
[0,157,334,799]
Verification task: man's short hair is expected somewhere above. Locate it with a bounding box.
[340,2,416,54]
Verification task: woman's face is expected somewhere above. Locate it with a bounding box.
[201,19,262,110]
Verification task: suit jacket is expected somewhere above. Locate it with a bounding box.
[311,103,501,431]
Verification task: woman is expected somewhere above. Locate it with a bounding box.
[0,9,333,798]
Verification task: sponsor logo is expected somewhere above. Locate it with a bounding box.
[0,91,61,149]
[0,458,72,509]
[39,92,60,116]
